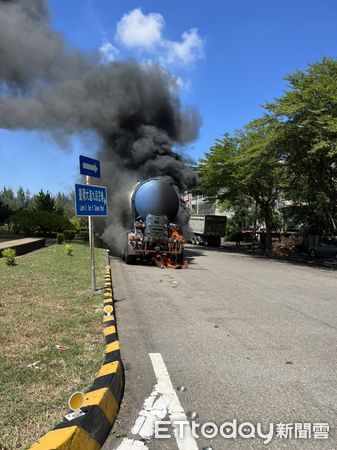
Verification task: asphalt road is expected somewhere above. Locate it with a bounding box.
[103,245,337,450]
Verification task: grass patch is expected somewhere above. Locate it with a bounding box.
[0,243,106,449]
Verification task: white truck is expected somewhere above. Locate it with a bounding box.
[189,214,227,247]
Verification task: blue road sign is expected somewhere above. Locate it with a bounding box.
[79,155,101,178]
[75,184,108,217]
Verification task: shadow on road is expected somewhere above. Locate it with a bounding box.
[185,243,337,271]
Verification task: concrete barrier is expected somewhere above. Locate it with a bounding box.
[0,238,45,256]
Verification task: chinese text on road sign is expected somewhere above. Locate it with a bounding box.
[75,183,107,217]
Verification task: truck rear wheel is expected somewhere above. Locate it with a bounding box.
[176,251,185,265]
[208,237,221,247]
[125,253,137,264]
[124,246,137,264]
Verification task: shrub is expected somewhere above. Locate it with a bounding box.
[64,230,76,241]
[226,230,242,242]
[69,216,82,231]
[65,244,73,256]
[11,211,35,235]
[57,233,64,244]
[2,248,16,266]
[11,210,73,236]
[79,230,89,241]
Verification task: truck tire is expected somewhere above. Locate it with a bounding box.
[213,237,221,247]
[176,251,185,265]
[125,246,137,264]
[125,253,137,264]
[208,237,221,247]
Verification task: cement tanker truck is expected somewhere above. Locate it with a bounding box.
[121,178,185,266]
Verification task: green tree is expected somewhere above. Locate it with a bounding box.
[11,210,72,236]
[0,187,31,213]
[55,192,74,217]
[199,126,282,250]
[0,199,13,225]
[16,187,31,210]
[32,190,56,212]
[219,196,257,239]
[264,57,337,234]
[11,211,35,235]
[0,187,16,210]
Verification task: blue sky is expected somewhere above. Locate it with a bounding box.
[1,0,337,194]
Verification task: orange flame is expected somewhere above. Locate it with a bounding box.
[154,228,187,269]
[170,228,183,239]
[154,254,188,269]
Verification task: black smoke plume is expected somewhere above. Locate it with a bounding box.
[0,0,200,250]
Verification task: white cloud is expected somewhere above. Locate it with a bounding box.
[116,8,164,49]
[99,40,119,63]
[173,76,192,92]
[115,9,204,67]
[175,76,184,90]
[164,29,204,66]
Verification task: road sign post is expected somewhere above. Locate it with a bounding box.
[86,176,96,292]
[77,155,106,292]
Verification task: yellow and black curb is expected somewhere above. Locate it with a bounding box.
[30,264,124,450]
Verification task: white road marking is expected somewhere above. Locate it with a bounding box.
[131,386,168,438]
[116,438,147,449]
[116,353,198,450]
[149,353,198,450]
